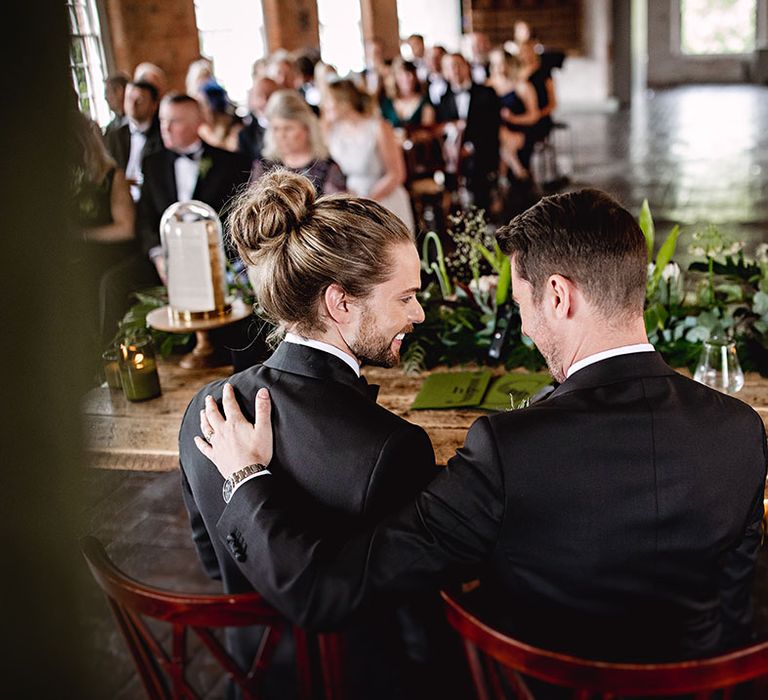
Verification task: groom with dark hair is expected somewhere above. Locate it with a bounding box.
[204,188,767,664]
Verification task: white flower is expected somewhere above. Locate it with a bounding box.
[729,241,744,255]
[756,243,768,263]
[469,274,498,296]
[661,262,681,282]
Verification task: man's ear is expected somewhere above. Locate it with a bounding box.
[546,274,574,320]
[323,283,352,325]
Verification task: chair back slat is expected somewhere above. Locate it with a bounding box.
[441,590,768,698]
[82,536,344,700]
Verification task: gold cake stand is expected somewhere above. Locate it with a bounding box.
[146,299,253,369]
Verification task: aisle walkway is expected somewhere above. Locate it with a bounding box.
[563,84,768,253]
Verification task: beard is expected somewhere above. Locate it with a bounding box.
[528,314,566,383]
[351,306,413,368]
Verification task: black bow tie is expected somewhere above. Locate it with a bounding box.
[357,375,380,402]
[173,149,202,161]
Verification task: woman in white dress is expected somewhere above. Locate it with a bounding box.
[321,79,415,232]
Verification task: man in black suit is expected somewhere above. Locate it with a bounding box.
[104,80,164,202]
[180,173,450,697]
[201,189,767,664]
[237,76,278,162]
[99,93,250,345]
[435,53,500,211]
[136,93,251,283]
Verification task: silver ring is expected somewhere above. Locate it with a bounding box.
[205,430,215,443]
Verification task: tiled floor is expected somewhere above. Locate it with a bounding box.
[82,85,768,699]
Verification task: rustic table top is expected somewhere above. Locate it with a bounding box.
[82,359,768,473]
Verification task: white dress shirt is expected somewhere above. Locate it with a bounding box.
[284,332,360,377]
[453,81,472,121]
[126,120,150,202]
[566,343,655,379]
[174,140,203,202]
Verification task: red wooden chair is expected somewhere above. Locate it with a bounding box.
[82,536,345,700]
[441,590,768,699]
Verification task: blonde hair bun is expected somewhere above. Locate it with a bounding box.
[228,168,316,264]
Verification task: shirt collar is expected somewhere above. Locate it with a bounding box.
[566,343,655,379]
[128,119,151,135]
[284,332,360,377]
[174,140,204,157]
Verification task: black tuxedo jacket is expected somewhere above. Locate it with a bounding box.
[104,116,164,172]
[435,82,500,175]
[218,352,767,661]
[179,342,437,679]
[180,341,437,592]
[237,114,265,162]
[136,142,251,256]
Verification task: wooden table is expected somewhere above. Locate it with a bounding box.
[83,359,768,473]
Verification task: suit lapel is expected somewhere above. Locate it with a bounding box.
[163,150,179,202]
[192,143,215,201]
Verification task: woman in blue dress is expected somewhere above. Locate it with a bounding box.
[487,49,539,180]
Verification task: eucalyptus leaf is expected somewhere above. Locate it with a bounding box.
[685,326,710,343]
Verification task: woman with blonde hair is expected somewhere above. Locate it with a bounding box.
[487,48,539,181]
[322,79,414,232]
[251,89,345,195]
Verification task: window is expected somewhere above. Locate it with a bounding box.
[396,0,462,52]
[317,0,365,76]
[680,0,756,55]
[194,0,267,108]
[67,0,110,125]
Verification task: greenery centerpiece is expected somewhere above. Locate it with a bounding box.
[404,204,768,376]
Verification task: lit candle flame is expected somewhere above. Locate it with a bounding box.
[133,352,145,370]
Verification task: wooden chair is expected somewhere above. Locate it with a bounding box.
[441,590,768,699]
[82,536,345,700]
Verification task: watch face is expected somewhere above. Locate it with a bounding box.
[222,478,234,504]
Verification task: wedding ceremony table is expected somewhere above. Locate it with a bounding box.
[83,359,768,496]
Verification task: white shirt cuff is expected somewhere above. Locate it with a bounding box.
[231,469,271,496]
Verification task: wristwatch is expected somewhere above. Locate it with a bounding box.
[222,463,269,503]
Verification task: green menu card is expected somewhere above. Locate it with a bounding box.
[410,371,492,410]
[476,372,552,411]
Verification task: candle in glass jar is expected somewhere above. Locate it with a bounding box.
[119,341,162,401]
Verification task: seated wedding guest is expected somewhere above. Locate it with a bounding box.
[179,169,446,698]
[250,56,269,81]
[69,109,135,343]
[519,38,557,164]
[487,48,539,181]
[185,57,214,97]
[196,79,243,152]
[137,93,250,283]
[294,50,321,111]
[103,73,128,137]
[199,189,767,665]
[402,33,428,82]
[104,80,163,202]
[267,51,298,91]
[436,52,500,210]
[238,76,278,162]
[322,79,414,232]
[132,61,167,96]
[424,45,448,105]
[251,90,345,196]
[360,38,390,99]
[466,31,492,84]
[379,59,435,132]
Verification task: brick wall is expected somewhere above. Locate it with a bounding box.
[101,0,200,92]
[263,0,319,52]
[462,0,583,54]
